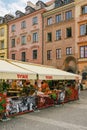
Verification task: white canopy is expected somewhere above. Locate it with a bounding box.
[9,59,81,80]
[0,59,36,80]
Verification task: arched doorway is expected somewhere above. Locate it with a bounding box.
[63,56,77,74]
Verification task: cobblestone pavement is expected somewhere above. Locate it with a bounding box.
[0,90,87,130]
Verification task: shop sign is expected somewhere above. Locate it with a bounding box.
[46,76,53,80]
[17,74,28,79]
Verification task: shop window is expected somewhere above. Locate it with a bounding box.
[33,50,37,59]
[21,52,26,62]
[82,72,87,80]
[47,50,52,60]
[12,54,15,60]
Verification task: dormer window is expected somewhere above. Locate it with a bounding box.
[36,1,46,9]
[25,6,35,14]
[16,13,20,18]
[15,10,24,18]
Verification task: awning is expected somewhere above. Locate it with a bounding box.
[0,59,36,80]
[9,59,81,80]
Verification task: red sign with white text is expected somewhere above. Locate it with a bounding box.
[17,74,28,79]
[46,76,53,80]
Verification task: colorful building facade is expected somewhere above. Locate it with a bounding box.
[77,0,87,79]
[43,0,78,73]
[0,15,14,59]
[0,0,87,78]
[8,1,46,64]
[0,17,8,59]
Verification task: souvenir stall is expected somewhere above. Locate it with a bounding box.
[0,59,81,119]
[0,59,37,119]
[9,59,81,108]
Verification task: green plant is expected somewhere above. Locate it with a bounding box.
[50,93,57,100]
[66,88,72,97]
[0,81,9,93]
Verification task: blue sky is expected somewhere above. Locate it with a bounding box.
[0,0,50,16]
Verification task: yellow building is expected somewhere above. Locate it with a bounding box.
[0,17,8,59]
[0,15,14,59]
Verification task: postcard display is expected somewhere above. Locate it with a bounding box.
[6,96,36,116]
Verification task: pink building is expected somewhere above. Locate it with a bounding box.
[8,1,46,64]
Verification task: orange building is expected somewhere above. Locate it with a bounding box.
[43,0,78,73]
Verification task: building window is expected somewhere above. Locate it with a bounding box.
[0,56,4,59]
[12,54,15,60]
[11,39,15,47]
[82,5,87,14]
[65,10,72,20]
[56,30,61,40]
[47,32,52,42]
[47,17,52,25]
[80,24,87,36]
[56,14,61,23]
[11,24,16,32]
[21,36,26,45]
[80,46,87,58]
[66,47,72,55]
[32,17,38,25]
[21,21,26,29]
[33,32,38,42]
[21,52,26,62]
[0,40,4,49]
[47,50,52,60]
[56,49,61,59]
[66,27,72,38]
[33,50,37,59]
[0,28,4,36]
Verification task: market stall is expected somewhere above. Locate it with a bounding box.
[8,59,81,107]
[0,59,81,119]
[0,59,37,119]
[9,59,81,80]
